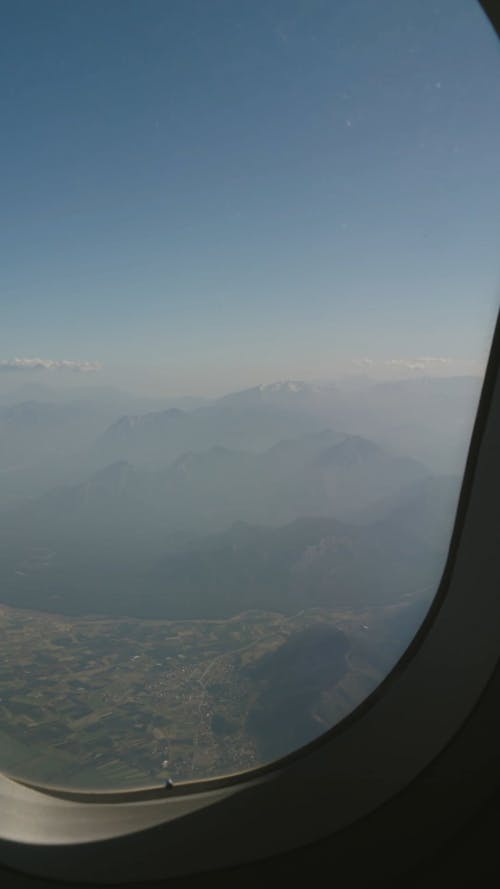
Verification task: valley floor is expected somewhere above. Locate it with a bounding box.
[0,595,427,790]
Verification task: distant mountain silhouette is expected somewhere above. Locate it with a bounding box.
[0,444,458,620]
[93,396,329,469]
[88,375,481,477]
[314,434,429,522]
[317,434,385,467]
[0,376,473,625]
[144,498,450,619]
[1,431,434,553]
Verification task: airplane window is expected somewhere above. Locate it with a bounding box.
[0,0,499,792]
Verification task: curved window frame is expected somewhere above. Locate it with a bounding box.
[0,3,499,884]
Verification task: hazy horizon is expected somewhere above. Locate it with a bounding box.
[0,358,489,401]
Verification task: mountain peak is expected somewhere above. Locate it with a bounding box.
[218,380,320,407]
[317,435,385,468]
[257,380,310,393]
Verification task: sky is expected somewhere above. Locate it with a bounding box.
[1,0,500,395]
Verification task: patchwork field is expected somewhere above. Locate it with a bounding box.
[0,594,427,790]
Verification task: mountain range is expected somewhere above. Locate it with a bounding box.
[0,375,473,622]
[0,466,458,621]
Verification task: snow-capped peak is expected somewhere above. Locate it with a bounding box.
[257,380,309,393]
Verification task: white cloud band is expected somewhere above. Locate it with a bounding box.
[352,356,453,370]
[385,357,452,370]
[0,358,102,373]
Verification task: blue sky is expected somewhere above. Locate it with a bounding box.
[1,0,500,394]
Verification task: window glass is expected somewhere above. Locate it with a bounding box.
[0,0,499,789]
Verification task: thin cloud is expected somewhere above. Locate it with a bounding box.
[351,356,461,372]
[384,357,453,371]
[0,358,102,373]
[352,358,375,368]
[384,359,427,371]
[415,356,452,365]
